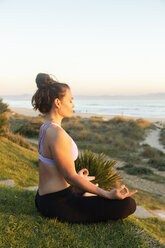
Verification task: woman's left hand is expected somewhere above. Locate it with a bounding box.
[107,185,137,200]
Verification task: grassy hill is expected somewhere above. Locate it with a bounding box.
[0,137,38,187]
[0,137,165,247]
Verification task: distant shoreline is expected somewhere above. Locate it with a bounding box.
[10,107,165,124]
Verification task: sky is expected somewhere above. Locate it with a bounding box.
[0,0,165,96]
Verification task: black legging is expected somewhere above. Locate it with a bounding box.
[35,186,136,224]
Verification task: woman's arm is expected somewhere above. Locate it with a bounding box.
[70,168,98,196]
[48,128,137,199]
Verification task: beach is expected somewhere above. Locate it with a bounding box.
[10,107,165,124]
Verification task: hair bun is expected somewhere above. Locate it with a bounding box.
[36,73,53,89]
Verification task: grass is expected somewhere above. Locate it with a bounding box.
[0,137,38,187]
[137,218,165,244]
[6,131,36,151]
[125,185,165,211]
[160,128,165,147]
[0,186,165,248]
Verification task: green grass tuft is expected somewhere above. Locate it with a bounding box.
[75,150,122,190]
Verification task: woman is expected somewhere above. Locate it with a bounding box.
[32,73,137,223]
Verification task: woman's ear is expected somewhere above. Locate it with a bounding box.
[54,98,61,109]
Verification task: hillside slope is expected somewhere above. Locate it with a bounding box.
[0,137,38,187]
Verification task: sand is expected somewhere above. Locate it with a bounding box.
[10,107,165,124]
[10,107,40,117]
[140,129,165,153]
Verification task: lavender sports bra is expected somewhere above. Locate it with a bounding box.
[38,122,78,165]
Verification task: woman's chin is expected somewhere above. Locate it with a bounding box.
[65,113,72,118]
[70,111,74,117]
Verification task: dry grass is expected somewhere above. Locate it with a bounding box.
[6,132,36,151]
[136,118,154,128]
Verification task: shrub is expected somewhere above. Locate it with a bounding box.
[94,133,104,143]
[117,163,153,175]
[0,114,8,135]
[136,118,152,128]
[108,117,145,141]
[0,98,8,114]
[89,116,104,121]
[112,138,128,151]
[77,130,91,140]
[73,122,84,130]
[123,163,134,169]
[16,119,43,137]
[75,150,122,190]
[141,146,164,158]
[148,158,165,171]
[109,116,152,129]
[108,116,126,124]
[62,117,84,131]
[117,164,153,175]
[160,128,165,147]
[91,122,101,128]
[126,167,153,175]
[0,98,9,135]
[9,115,29,133]
[6,132,36,151]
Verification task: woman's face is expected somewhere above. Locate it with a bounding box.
[58,88,75,118]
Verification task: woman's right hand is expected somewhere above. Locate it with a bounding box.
[78,168,96,183]
[106,185,137,200]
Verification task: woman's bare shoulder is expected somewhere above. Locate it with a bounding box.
[46,125,70,144]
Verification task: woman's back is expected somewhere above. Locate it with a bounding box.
[38,123,71,195]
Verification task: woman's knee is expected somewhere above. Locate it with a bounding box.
[126,197,136,214]
[119,197,136,219]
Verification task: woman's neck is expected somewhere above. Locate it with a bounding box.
[44,114,63,126]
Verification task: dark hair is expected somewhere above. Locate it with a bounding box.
[31,73,70,114]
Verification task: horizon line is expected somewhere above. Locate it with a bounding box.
[1,92,165,98]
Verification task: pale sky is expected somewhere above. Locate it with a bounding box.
[0,0,165,96]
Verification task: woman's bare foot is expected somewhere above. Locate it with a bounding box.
[83,192,97,197]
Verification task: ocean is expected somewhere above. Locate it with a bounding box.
[1,94,165,119]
